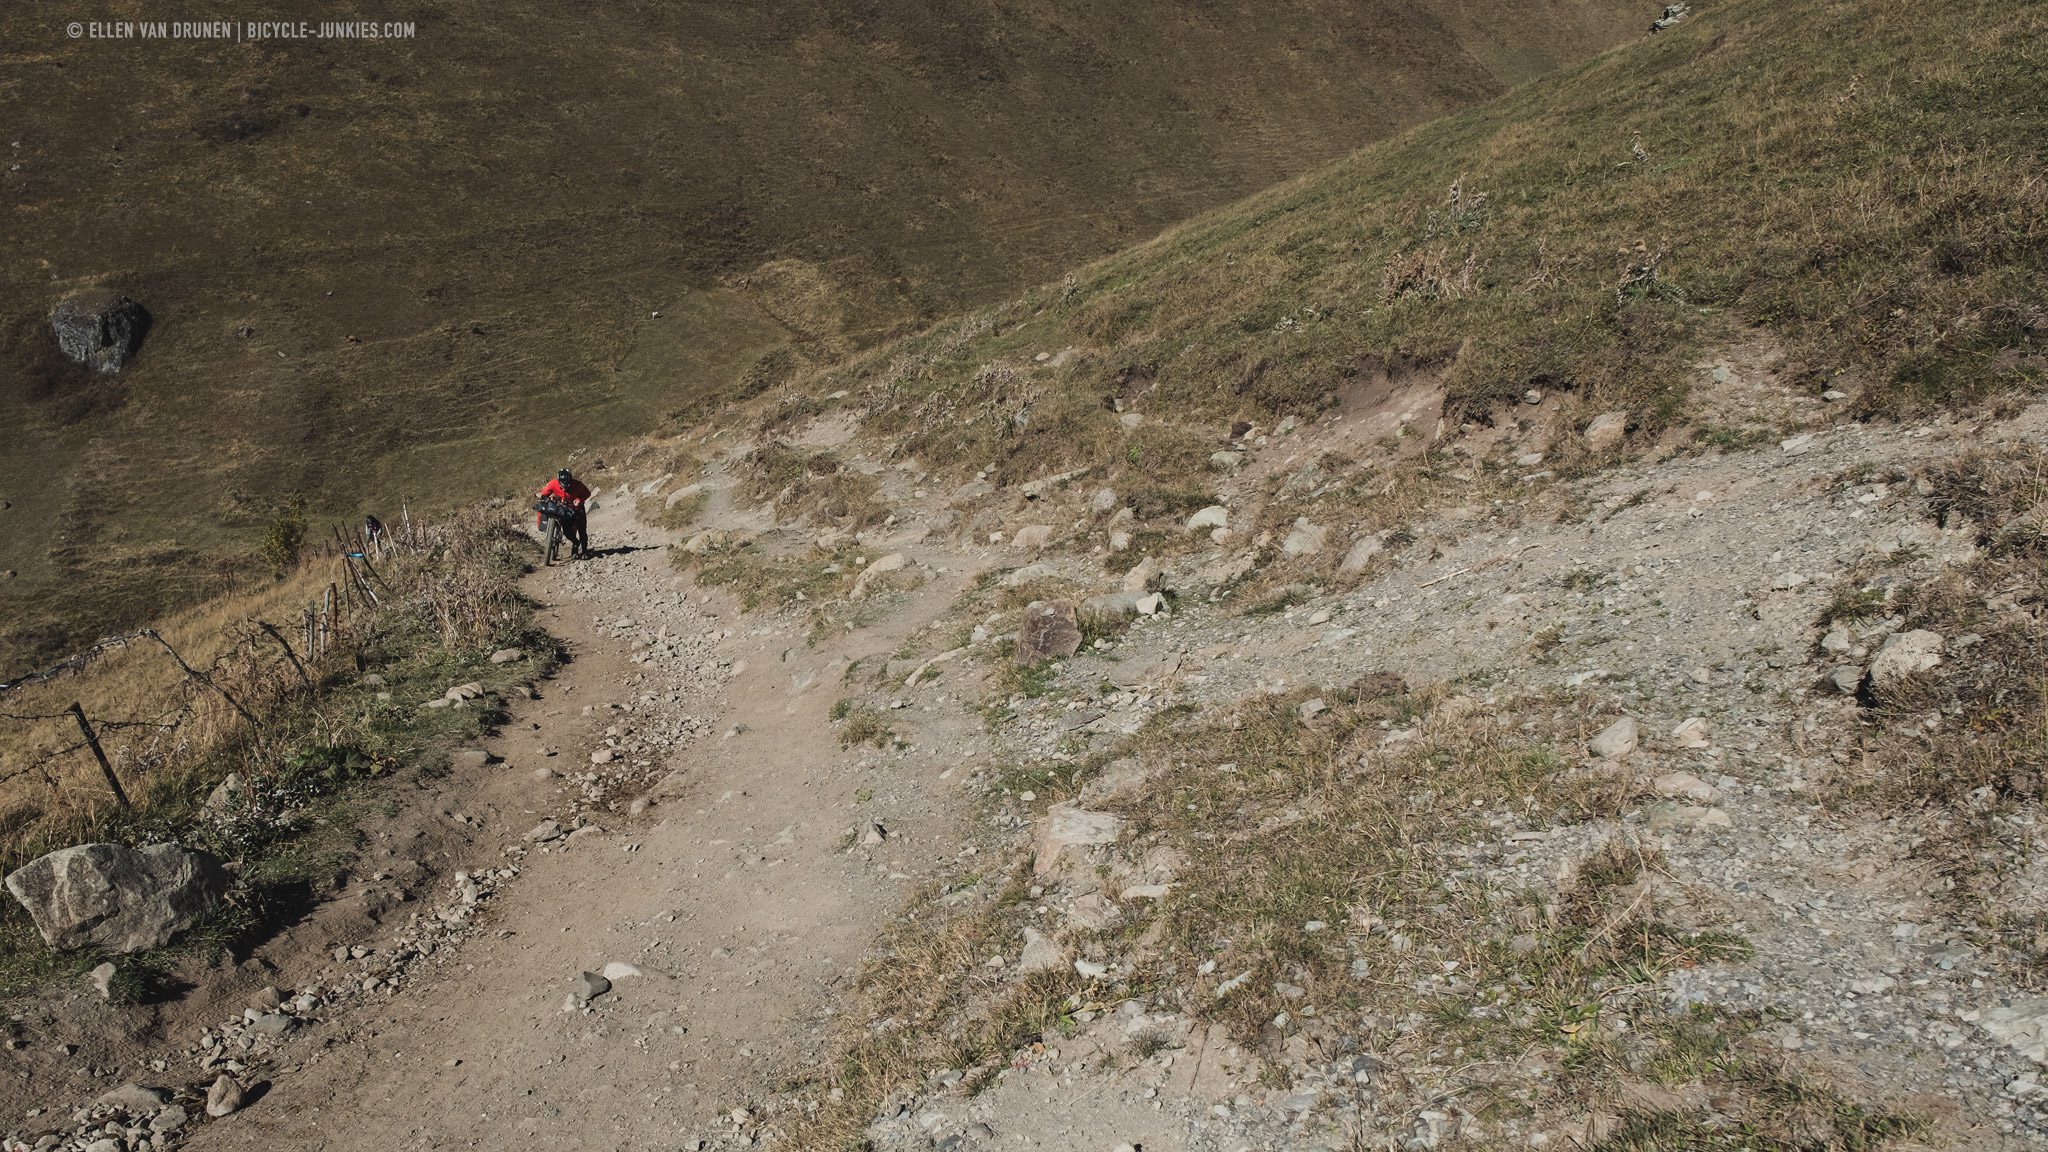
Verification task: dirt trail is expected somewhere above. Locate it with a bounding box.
[182,493,978,1151]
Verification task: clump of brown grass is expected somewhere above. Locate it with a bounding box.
[738,444,889,530]
[1837,445,2048,979]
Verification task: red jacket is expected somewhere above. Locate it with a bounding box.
[536,476,591,525]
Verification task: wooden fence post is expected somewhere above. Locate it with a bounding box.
[66,703,130,808]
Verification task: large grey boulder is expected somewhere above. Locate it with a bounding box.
[5,843,229,953]
[50,291,151,373]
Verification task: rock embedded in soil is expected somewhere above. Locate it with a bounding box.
[575,971,612,1002]
[50,290,150,373]
[1016,927,1064,973]
[1869,629,1943,687]
[1034,804,1123,876]
[93,1083,168,1111]
[1583,411,1628,452]
[1587,716,1639,760]
[4,842,229,954]
[1015,600,1082,666]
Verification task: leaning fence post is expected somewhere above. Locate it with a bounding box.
[66,702,131,808]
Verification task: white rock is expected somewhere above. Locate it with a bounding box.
[1073,959,1108,979]
[205,1075,245,1118]
[1034,804,1123,876]
[1185,506,1229,532]
[1583,412,1628,452]
[1652,771,1716,803]
[1011,525,1054,551]
[1016,927,1064,973]
[1670,717,1710,748]
[1588,717,1638,759]
[1339,534,1385,575]
[1281,518,1326,557]
[1980,999,2048,1065]
[1869,629,1943,687]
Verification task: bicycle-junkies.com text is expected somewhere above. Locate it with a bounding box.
[70,20,417,41]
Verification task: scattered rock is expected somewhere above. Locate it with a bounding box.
[205,1074,245,1118]
[1979,999,2048,1065]
[1645,802,1732,831]
[201,772,245,815]
[599,961,643,981]
[1281,518,1327,557]
[1015,600,1082,666]
[1016,927,1064,973]
[1089,488,1119,516]
[1652,771,1716,803]
[1869,629,1943,688]
[1080,591,1147,626]
[861,820,888,847]
[1339,534,1385,575]
[151,1105,189,1133]
[94,1083,168,1112]
[4,842,230,953]
[1121,556,1162,593]
[1770,571,1807,591]
[1669,717,1710,748]
[1587,717,1639,760]
[1034,804,1123,875]
[574,971,612,1002]
[524,820,563,842]
[1185,505,1229,532]
[89,961,116,1001]
[590,749,616,765]
[851,552,907,598]
[1824,665,1866,695]
[488,647,526,664]
[1583,411,1628,453]
[1011,525,1054,551]
[1073,958,1108,979]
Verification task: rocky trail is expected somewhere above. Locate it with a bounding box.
[13,394,2048,1152]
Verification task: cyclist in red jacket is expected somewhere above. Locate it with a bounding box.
[536,468,592,558]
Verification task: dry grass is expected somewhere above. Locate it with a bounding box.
[737,445,890,532]
[782,683,1882,1146]
[0,507,543,997]
[2,0,1642,667]
[1834,445,2048,980]
[778,0,2043,499]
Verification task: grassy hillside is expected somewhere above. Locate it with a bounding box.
[789,0,2043,486]
[0,0,1642,666]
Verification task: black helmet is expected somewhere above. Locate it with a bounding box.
[557,468,572,483]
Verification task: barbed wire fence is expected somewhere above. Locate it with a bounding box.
[0,506,445,853]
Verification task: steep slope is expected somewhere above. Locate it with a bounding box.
[0,0,1643,665]
[788,0,2042,491]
